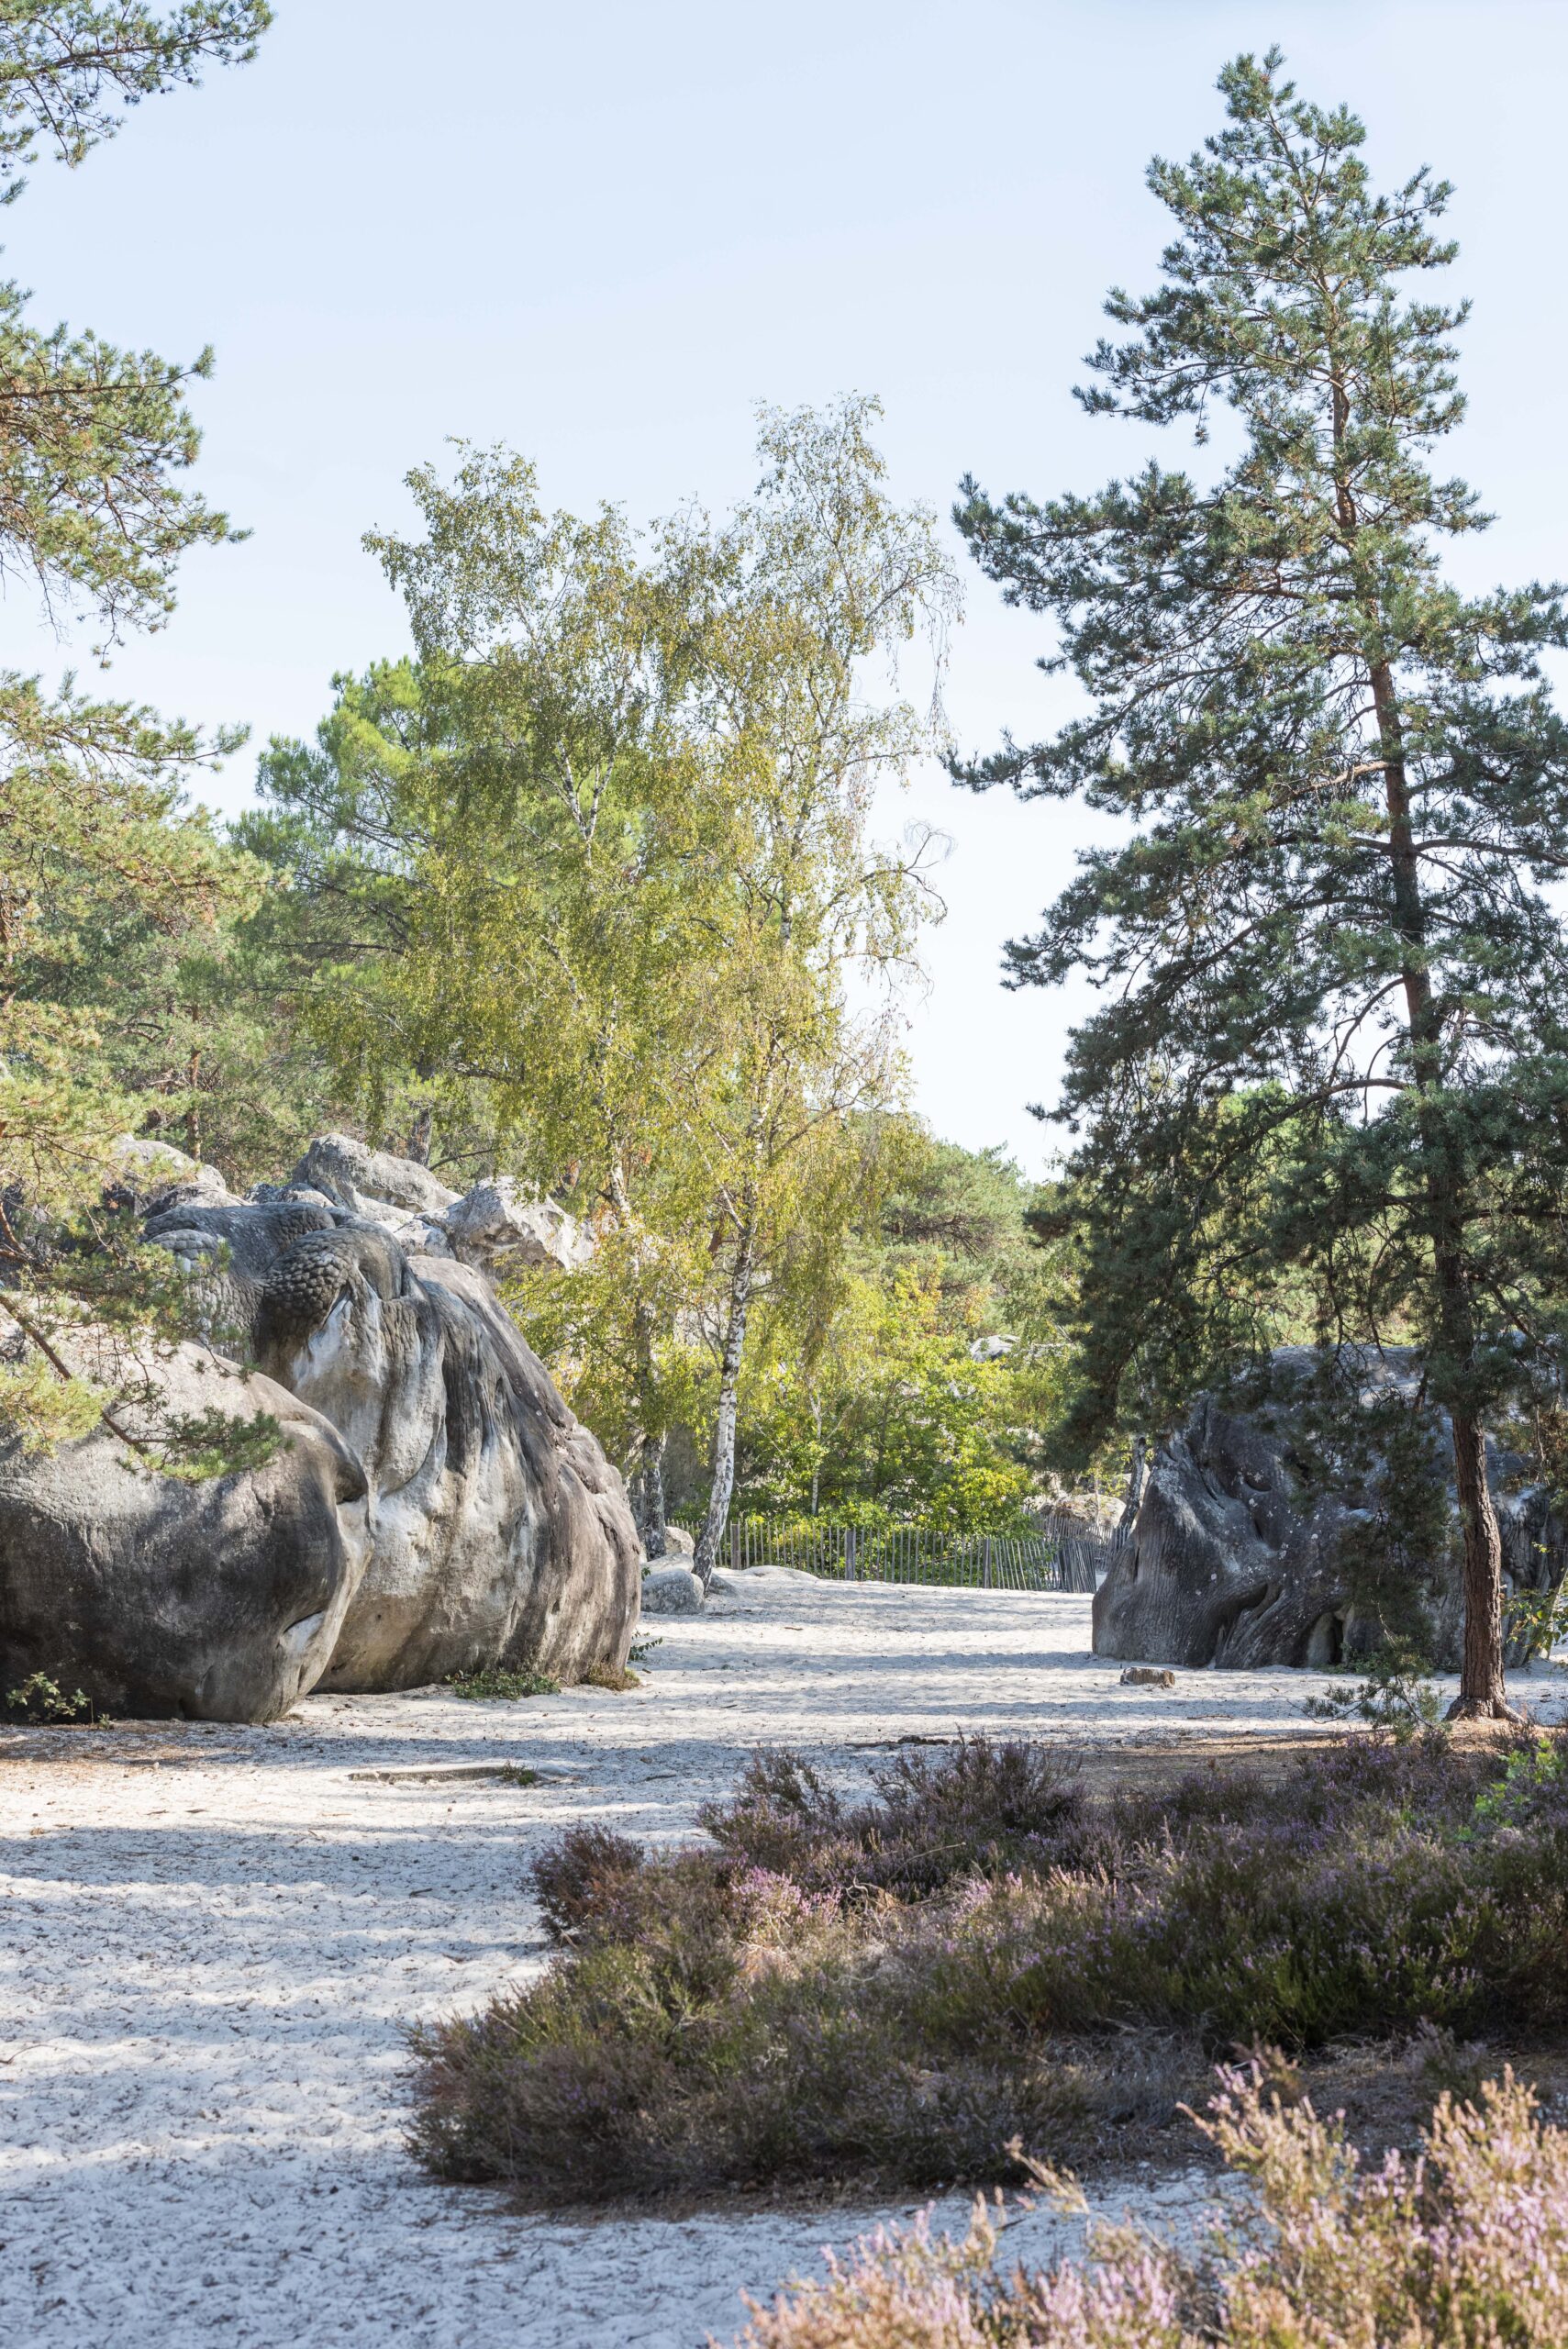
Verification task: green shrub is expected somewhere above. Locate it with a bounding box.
[5,1672,95,1723]
[443,1664,560,1700]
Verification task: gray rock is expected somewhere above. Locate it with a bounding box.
[291,1133,459,1219]
[0,1337,370,1722]
[639,1564,704,1615]
[5,1192,644,1717]
[660,1523,696,1558]
[108,1135,236,1214]
[1093,1347,1568,1671]
[446,1177,592,1275]
[243,1225,641,1691]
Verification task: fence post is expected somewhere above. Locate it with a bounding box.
[845,1525,857,1583]
[983,1536,992,1590]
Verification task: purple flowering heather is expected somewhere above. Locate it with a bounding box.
[729,2067,1568,2346]
[410,1731,1568,2205]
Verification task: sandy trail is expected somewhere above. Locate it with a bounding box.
[3,1575,1561,2347]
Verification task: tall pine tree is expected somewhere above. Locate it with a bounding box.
[955,50,1568,1717]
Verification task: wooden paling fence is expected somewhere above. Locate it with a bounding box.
[710,1513,1115,1594]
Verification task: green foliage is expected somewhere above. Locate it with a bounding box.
[0,1351,101,1450]
[1507,1579,1568,1665]
[1471,1736,1564,1833]
[0,6,271,183]
[266,404,958,1566]
[740,1264,1036,1531]
[144,1405,284,1482]
[1302,1642,1447,1742]
[444,1664,561,1700]
[728,1125,1085,1529]
[0,5,284,1473]
[5,1669,93,1721]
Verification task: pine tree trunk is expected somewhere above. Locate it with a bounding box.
[184,1046,202,1163]
[1368,660,1518,1722]
[1450,1406,1510,1717]
[693,1208,756,1590]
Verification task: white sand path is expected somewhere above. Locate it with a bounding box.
[3,1575,1561,2347]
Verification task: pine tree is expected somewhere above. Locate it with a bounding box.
[0,5,270,1446]
[954,50,1568,1717]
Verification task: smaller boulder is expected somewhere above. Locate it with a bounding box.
[447,1178,591,1274]
[1119,1665,1176,1689]
[639,1564,704,1615]
[660,1524,696,1558]
[109,1136,235,1215]
[291,1133,459,1219]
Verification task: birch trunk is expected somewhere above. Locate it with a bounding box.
[693,1207,757,1589]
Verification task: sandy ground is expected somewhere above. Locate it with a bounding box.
[3,1573,1562,2347]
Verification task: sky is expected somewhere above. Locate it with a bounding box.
[7,0,1568,1172]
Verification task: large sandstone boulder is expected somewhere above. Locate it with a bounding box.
[1,1133,639,1720]
[1093,1348,1567,1671]
[0,1335,370,1721]
[142,1193,640,1694]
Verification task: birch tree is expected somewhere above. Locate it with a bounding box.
[679,399,959,1585]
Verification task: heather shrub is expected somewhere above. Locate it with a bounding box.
[728,2066,1568,2348]
[411,1732,1568,2205]
[700,1740,1095,1898]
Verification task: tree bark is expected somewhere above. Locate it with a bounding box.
[634,1426,668,1559]
[1117,1432,1146,1545]
[1368,661,1516,1721]
[694,1207,756,1589]
[1451,1407,1510,1716]
[184,1045,202,1163]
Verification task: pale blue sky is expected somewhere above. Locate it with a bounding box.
[9,1,1567,1167]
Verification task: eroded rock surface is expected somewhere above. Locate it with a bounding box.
[0,1339,369,1720]
[445,1178,592,1275]
[1093,1348,1567,1670]
[251,1230,639,1688]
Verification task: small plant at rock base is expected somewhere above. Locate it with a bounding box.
[583,1662,640,1692]
[1302,1640,1447,1742]
[628,1634,662,1666]
[6,1672,95,1724]
[444,1664,561,1700]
